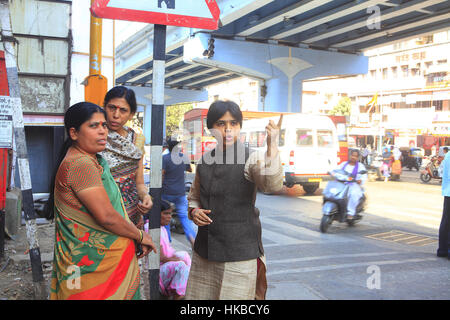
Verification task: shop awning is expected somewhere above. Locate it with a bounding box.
[348,126,382,136]
[384,108,434,130]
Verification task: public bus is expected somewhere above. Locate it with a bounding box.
[240,113,340,194]
[327,115,349,164]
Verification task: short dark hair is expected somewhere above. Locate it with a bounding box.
[104,86,137,114]
[351,149,360,157]
[161,199,175,211]
[206,100,242,129]
[166,137,180,152]
[444,147,448,153]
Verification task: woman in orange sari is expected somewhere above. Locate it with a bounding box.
[48,102,157,300]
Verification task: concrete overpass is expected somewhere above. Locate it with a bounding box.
[114,0,450,114]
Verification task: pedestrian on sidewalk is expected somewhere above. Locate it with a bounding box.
[185,100,283,300]
[162,137,196,246]
[361,144,369,165]
[100,86,153,228]
[438,147,448,178]
[48,102,156,300]
[438,147,450,259]
[381,147,392,182]
[159,199,191,300]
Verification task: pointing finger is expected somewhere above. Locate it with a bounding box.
[277,114,283,129]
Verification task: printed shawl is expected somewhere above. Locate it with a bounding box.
[100,127,144,225]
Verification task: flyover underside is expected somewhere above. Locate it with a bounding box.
[120,37,368,114]
[113,0,450,113]
[184,35,368,112]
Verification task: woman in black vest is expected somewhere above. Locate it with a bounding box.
[185,100,283,300]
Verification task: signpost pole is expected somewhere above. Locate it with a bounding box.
[148,23,166,300]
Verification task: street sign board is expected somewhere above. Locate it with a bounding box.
[0,96,13,149]
[91,0,220,30]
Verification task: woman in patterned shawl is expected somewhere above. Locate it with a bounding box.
[100,86,152,228]
[49,102,157,300]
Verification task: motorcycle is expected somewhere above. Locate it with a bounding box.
[420,156,441,183]
[320,169,367,233]
[368,153,396,181]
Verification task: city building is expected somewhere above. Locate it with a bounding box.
[302,29,450,153]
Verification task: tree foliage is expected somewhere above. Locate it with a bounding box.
[166,102,193,138]
[328,97,352,116]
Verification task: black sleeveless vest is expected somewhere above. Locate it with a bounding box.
[194,141,264,262]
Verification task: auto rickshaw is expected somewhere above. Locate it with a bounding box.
[400,147,424,171]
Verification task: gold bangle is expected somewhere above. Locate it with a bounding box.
[138,230,143,244]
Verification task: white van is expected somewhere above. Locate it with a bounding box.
[240,114,339,194]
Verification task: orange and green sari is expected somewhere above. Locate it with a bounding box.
[50,148,140,300]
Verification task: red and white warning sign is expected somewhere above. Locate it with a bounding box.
[91,0,220,30]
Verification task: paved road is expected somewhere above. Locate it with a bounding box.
[173,169,450,300]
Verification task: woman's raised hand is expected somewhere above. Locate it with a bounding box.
[266,114,283,157]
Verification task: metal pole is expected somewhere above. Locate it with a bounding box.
[0,148,6,259]
[89,0,103,77]
[148,23,166,300]
[0,1,47,299]
[84,0,107,107]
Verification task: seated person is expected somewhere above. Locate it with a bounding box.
[332,150,367,220]
[159,200,191,300]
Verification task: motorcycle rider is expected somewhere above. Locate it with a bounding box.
[331,149,368,220]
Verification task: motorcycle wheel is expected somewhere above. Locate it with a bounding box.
[420,173,431,183]
[170,217,185,234]
[320,215,333,233]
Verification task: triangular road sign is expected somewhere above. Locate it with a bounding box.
[91,0,220,30]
